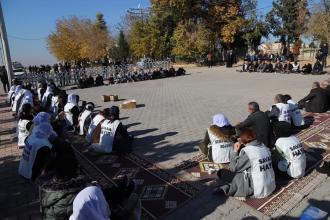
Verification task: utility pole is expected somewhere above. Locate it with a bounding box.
[0,1,13,86]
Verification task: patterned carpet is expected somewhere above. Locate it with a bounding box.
[176,113,330,218]
[70,136,200,220]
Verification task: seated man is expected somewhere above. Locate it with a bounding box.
[274,60,283,73]
[292,61,300,73]
[89,106,131,155]
[301,63,312,74]
[198,114,235,163]
[283,61,293,74]
[283,94,305,128]
[267,94,291,124]
[263,59,274,73]
[78,102,95,136]
[273,122,306,178]
[236,102,270,147]
[85,108,107,144]
[298,82,328,113]
[214,128,276,199]
[257,60,266,72]
[95,74,104,86]
[312,59,324,75]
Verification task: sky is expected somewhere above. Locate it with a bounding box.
[1,0,273,66]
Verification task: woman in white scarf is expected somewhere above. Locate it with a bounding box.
[70,186,110,220]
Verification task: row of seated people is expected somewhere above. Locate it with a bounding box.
[199,93,318,199]
[7,80,140,220]
[240,59,325,75]
[78,74,104,88]
[108,67,186,84]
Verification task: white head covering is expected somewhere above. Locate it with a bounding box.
[21,95,33,106]
[212,114,230,127]
[68,94,78,105]
[45,85,54,94]
[14,85,23,94]
[70,186,110,220]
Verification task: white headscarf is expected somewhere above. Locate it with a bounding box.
[212,114,230,127]
[67,94,78,105]
[70,186,110,220]
[14,85,22,95]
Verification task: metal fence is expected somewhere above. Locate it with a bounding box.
[17,61,172,89]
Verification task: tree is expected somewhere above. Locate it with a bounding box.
[307,3,330,44]
[242,16,268,52]
[266,0,310,54]
[171,21,209,61]
[47,16,113,62]
[111,30,130,61]
[95,13,107,31]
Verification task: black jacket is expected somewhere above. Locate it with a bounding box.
[299,88,328,113]
[236,110,271,147]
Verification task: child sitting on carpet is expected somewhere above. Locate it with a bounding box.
[198,114,235,163]
[214,128,276,199]
[273,121,306,179]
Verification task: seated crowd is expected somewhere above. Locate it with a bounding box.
[199,80,330,199]
[77,66,186,88]
[6,75,330,217]
[240,54,325,75]
[8,78,139,220]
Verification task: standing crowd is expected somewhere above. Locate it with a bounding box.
[7,78,140,220]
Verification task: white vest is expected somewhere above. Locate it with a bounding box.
[12,89,25,112]
[19,90,34,111]
[37,88,43,101]
[275,103,291,124]
[64,102,76,126]
[287,100,305,126]
[7,85,16,103]
[86,114,105,143]
[41,91,53,109]
[242,144,276,198]
[92,120,120,153]
[207,128,233,163]
[78,110,92,135]
[275,136,306,178]
[18,132,52,179]
[17,119,31,147]
[51,96,60,116]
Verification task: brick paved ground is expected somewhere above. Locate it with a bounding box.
[1,66,329,219]
[70,66,330,219]
[0,90,41,219]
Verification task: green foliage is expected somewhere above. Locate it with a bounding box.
[111,30,130,60]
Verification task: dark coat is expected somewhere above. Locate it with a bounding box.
[236,110,271,147]
[40,175,87,220]
[299,88,328,113]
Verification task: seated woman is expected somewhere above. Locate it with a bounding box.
[85,108,108,144]
[214,128,276,199]
[292,61,300,73]
[18,123,54,181]
[69,185,111,220]
[17,103,34,149]
[283,94,305,128]
[198,114,235,163]
[89,106,131,155]
[70,176,140,220]
[64,94,80,132]
[273,122,306,178]
[40,140,88,220]
[78,102,95,136]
